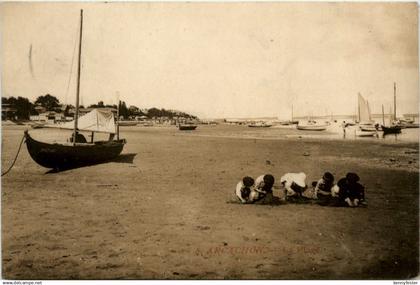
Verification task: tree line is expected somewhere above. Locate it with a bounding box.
[2,94,198,120]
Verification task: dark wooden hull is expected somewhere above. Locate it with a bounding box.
[248,124,272,128]
[399,123,419,129]
[179,125,197,130]
[24,130,125,169]
[381,125,402,134]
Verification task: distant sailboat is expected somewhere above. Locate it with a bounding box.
[24,10,126,170]
[279,104,299,125]
[355,93,377,137]
[290,105,298,124]
[357,93,376,130]
[381,83,402,135]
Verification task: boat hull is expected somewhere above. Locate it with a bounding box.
[397,123,419,129]
[381,125,402,134]
[118,121,138,126]
[24,130,125,169]
[297,125,327,131]
[248,124,272,128]
[403,123,419,128]
[179,125,197,130]
[356,130,377,137]
[359,125,377,132]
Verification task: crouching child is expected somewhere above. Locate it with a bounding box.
[337,172,366,207]
[280,172,312,200]
[251,174,275,204]
[235,176,255,204]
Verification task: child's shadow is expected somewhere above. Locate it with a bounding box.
[226,196,286,206]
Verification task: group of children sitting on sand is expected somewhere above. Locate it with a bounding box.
[235,172,366,207]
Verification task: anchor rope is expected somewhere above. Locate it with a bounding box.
[2,134,25,177]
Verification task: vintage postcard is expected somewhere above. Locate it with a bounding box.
[1,2,418,280]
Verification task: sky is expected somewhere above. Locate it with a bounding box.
[0,2,418,119]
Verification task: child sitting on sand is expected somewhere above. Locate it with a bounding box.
[250,174,275,204]
[235,176,255,203]
[280,172,311,200]
[336,172,366,207]
[313,172,335,199]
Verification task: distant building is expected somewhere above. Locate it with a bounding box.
[78,107,117,116]
[2,104,17,120]
[31,111,66,123]
[34,105,47,114]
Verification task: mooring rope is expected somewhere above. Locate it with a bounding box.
[2,134,25,177]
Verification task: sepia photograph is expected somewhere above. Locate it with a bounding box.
[0,1,419,280]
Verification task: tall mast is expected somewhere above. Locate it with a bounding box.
[117,100,120,140]
[357,93,360,123]
[291,104,294,121]
[393,82,397,121]
[73,9,83,146]
[382,104,385,126]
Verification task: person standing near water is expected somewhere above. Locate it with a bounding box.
[342,121,349,138]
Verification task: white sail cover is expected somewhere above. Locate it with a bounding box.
[358,94,373,124]
[56,109,116,134]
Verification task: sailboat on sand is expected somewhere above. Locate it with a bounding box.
[24,10,126,170]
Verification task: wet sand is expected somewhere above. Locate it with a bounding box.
[1,124,419,279]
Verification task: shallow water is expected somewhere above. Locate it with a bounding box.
[175,123,419,144]
[10,123,420,144]
[296,125,420,143]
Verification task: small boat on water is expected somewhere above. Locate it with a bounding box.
[248,121,272,128]
[278,104,299,126]
[357,93,377,132]
[297,120,328,131]
[179,124,197,130]
[279,120,298,126]
[402,123,419,129]
[393,120,419,129]
[355,127,378,137]
[379,83,404,135]
[178,120,198,130]
[359,124,377,132]
[24,10,126,170]
[381,125,402,135]
[139,121,153,127]
[118,121,138,127]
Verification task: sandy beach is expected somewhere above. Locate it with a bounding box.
[1,124,418,279]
